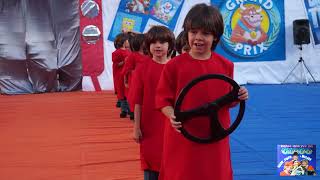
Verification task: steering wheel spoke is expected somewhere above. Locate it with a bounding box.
[174,74,245,144]
[209,111,226,136]
[175,103,210,122]
[210,91,238,109]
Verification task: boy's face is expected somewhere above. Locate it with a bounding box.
[188,29,215,56]
[150,40,169,59]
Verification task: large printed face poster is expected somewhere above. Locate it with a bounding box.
[108,0,184,41]
[303,0,320,48]
[212,0,286,62]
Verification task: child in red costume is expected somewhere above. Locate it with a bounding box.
[112,33,130,117]
[131,26,175,180]
[122,33,148,118]
[155,4,249,180]
[112,34,121,95]
[112,33,125,107]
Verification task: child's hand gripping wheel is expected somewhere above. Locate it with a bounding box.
[174,74,245,143]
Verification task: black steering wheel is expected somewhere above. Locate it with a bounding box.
[174,74,245,144]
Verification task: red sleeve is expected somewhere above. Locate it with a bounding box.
[229,61,234,79]
[155,62,176,110]
[113,50,129,64]
[214,53,237,108]
[122,53,135,76]
[228,61,240,108]
[131,63,144,106]
[112,50,120,63]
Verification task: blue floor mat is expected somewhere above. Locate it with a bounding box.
[230,84,320,179]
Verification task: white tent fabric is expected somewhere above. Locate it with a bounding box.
[82,0,320,91]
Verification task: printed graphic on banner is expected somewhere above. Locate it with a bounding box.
[143,18,168,33]
[303,0,320,48]
[120,0,151,14]
[109,11,143,40]
[277,145,317,176]
[108,0,184,41]
[150,0,183,24]
[211,0,224,7]
[215,0,285,62]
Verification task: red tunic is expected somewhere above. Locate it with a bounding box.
[122,52,149,110]
[112,51,117,92]
[131,58,166,171]
[112,49,130,99]
[155,52,234,180]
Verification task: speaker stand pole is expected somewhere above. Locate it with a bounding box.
[282,45,317,84]
[301,56,317,84]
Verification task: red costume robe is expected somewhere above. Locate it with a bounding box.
[122,52,148,109]
[131,58,166,171]
[112,48,130,100]
[155,52,234,180]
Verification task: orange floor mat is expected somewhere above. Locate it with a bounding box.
[0,91,142,180]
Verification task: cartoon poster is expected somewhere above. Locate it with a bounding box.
[108,0,184,41]
[119,0,151,14]
[277,145,316,176]
[109,11,143,41]
[150,0,184,25]
[303,0,320,48]
[212,0,286,62]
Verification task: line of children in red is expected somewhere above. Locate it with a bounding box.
[112,32,145,119]
[122,34,149,112]
[112,33,131,117]
[111,3,249,180]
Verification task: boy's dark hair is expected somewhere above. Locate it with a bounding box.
[126,31,136,37]
[127,31,136,49]
[175,30,190,54]
[130,33,145,52]
[170,49,177,58]
[114,33,129,49]
[183,3,224,51]
[145,25,175,57]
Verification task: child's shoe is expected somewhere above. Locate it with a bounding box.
[116,100,121,108]
[120,111,127,118]
[129,112,134,120]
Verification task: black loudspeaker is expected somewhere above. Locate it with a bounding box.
[293,19,310,45]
